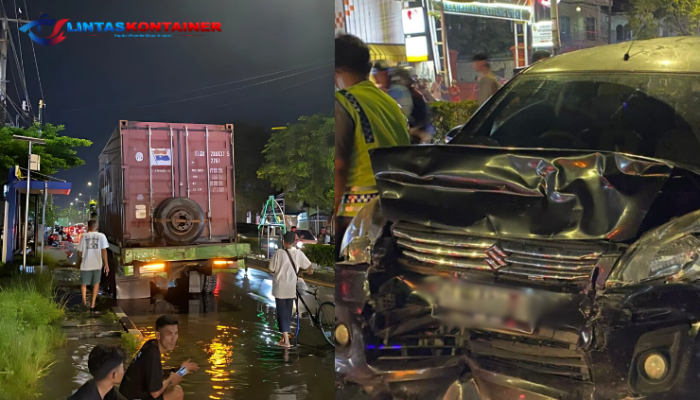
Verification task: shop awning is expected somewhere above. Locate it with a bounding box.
[368,44,407,63]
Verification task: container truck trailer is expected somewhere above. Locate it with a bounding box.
[98,120,250,299]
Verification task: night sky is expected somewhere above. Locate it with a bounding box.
[10,0,333,208]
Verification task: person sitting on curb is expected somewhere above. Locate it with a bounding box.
[269,231,314,347]
[119,315,199,400]
[67,345,127,400]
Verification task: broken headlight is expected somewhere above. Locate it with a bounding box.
[609,210,700,284]
[339,197,385,264]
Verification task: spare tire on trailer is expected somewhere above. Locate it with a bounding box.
[155,197,205,245]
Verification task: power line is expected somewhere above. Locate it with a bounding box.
[22,0,43,101]
[151,59,332,99]
[132,62,333,109]
[0,0,32,119]
[62,59,333,114]
[0,88,30,125]
[9,56,21,107]
[12,0,22,73]
[199,71,334,112]
[8,34,31,118]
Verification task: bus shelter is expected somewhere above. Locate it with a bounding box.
[3,166,71,264]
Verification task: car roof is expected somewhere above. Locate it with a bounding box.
[525,37,700,74]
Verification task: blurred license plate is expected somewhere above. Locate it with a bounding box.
[432,283,536,332]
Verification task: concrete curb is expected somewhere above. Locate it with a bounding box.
[113,306,143,340]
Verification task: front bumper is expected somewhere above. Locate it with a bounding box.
[336,280,700,400]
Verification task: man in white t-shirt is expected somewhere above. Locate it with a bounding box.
[78,219,110,310]
[268,231,314,347]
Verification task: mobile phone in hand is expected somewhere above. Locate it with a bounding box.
[176,366,187,377]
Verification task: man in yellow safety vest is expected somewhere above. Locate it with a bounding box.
[335,34,411,261]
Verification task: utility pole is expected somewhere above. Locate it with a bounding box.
[0,16,9,126]
[439,2,451,83]
[608,0,613,44]
[14,135,45,269]
[551,0,561,54]
[0,10,32,127]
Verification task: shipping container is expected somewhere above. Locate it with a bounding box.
[98,120,236,247]
[97,121,252,299]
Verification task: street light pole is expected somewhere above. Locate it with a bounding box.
[13,135,46,269]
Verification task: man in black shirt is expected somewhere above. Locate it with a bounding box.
[119,315,199,400]
[67,345,127,400]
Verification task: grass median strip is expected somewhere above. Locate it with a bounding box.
[0,272,66,400]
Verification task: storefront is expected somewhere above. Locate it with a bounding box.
[335,0,408,64]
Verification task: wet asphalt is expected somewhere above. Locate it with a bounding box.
[41,267,335,400]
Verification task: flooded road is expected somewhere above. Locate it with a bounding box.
[42,267,335,400]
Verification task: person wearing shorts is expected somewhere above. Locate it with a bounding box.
[269,231,314,347]
[78,219,109,310]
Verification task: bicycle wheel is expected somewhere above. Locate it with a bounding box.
[316,301,336,347]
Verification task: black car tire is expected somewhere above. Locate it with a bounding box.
[155,197,205,245]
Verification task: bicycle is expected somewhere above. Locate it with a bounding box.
[293,286,335,347]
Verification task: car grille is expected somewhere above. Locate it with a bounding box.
[467,330,590,381]
[392,223,620,284]
[367,328,591,381]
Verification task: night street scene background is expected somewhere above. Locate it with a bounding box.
[0,0,334,399]
[335,0,700,400]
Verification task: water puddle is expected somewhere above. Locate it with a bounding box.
[41,270,334,399]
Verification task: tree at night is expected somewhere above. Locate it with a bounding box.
[629,0,700,37]
[0,123,91,185]
[257,114,334,212]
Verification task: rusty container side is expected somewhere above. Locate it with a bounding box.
[98,120,235,247]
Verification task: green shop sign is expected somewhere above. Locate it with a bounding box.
[443,1,532,22]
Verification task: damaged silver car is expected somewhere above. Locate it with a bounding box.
[335,37,700,399]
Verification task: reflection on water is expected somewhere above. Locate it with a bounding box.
[40,337,123,399]
[41,270,334,400]
[129,307,331,399]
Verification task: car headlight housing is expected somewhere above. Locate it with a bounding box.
[339,197,386,264]
[335,324,350,347]
[608,210,700,285]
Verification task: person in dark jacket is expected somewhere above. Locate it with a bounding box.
[532,49,552,63]
[392,66,435,143]
[514,49,553,75]
[66,346,126,400]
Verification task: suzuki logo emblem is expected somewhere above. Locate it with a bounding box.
[485,245,508,270]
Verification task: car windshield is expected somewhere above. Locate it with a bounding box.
[453,72,700,166]
[295,230,315,240]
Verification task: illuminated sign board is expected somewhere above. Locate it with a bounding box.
[532,21,553,47]
[405,35,429,62]
[402,7,426,35]
[443,0,532,22]
[539,0,562,8]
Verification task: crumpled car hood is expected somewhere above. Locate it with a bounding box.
[370,145,691,242]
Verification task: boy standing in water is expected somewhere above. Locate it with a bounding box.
[269,231,314,347]
[78,219,109,309]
